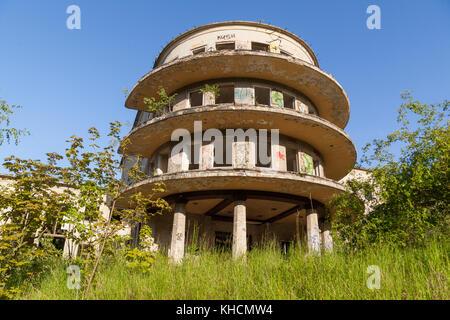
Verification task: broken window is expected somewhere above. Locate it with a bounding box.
[192,46,206,55]
[314,159,320,176]
[256,133,272,168]
[159,152,168,173]
[251,42,269,52]
[216,42,235,51]
[189,138,200,170]
[283,93,295,109]
[215,85,234,104]
[286,148,298,172]
[214,135,232,167]
[254,87,270,106]
[189,90,203,107]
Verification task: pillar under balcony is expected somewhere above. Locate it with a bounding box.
[168,200,187,264]
[306,208,321,254]
[321,220,333,252]
[232,198,247,260]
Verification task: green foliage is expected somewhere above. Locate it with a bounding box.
[200,84,220,99]
[0,98,29,145]
[125,226,155,273]
[0,121,171,299]
[0,152,71,298]
[143,87,177,113]
[330,93,449,248]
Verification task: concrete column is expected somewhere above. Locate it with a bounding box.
[233,140,247,168]
[203,91,215,105]
[321,220,333,252]
[247,138,256,168]
[232,200,247,259]
[271,143,286,171]
[168,150,189,173]
[201,143,214,169]
[306,208,321,254]
[169,201,187,264]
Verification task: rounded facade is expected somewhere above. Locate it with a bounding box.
[121,21,356,259]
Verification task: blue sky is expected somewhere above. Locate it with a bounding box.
[0,0,449,171]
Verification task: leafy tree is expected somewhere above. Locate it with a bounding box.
[0,122,171,299]
[330,93,449,248]
[0,153,71,298]
[0,98,29,146]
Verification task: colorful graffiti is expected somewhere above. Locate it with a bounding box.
[234,87,254,105]
[269,41,280,53]
[271,90,284,108]
[296,101,309,113]
[301,153,314,175]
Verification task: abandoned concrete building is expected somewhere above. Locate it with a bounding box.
[120,21,357,262]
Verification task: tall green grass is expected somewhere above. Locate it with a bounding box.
[19,240,449,300]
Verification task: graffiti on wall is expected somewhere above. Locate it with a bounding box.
[235,40,251,50]
[234,87,254,105]
[300,153,314,175]
[296,100,309,113]
[269,41,280,53]
[271,90,284,108]
[217,34,235,41]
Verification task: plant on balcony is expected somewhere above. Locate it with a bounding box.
[143,87,177,114]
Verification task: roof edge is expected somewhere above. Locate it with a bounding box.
[153,20,319,68]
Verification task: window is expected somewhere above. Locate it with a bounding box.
[159,152,168,173]
[314,160,321,176]
[189,90,203,107]
[214,135,232,167]
[283,93,295,109]
[216,42,235,50]
[189,139,200,170]
[215,85,234,104]
[149,160,155,176]
[251,42,269,52]
[256,133,272,168]
[286,148,298,172]
[192,46,206,55]
[255,87,270,105]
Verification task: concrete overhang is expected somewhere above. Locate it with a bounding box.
[117,168,346,208]
[120,105,357,181]
[125,51,350,128]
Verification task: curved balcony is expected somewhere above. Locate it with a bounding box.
[125,51,350,128]
[120,105,356,180]
[117,168,345,209]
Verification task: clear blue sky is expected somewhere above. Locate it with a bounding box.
[0,0,449,171]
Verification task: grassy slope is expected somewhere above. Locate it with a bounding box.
[20,241,449,300]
